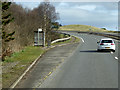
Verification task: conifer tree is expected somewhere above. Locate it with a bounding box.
[2,2,15,42]
[2,2,15,60]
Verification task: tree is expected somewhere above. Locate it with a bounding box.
[35,2,59,44]
[0,1,60,60]
[51,22,60,30]
[2,2,15,60]
[101,28,107,30]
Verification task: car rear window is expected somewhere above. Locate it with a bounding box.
[101,40,113,43]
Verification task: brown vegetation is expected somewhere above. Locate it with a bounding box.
[2,2,60,60]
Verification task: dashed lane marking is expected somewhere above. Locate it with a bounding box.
[115,57,118,60]
[48,72,52,76]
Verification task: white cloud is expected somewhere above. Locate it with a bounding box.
[56,2,118,30]
[58,2,69,7]
[110,10,118,16]
[12,0,119,2]
[14,2,118,31]
[15,2,40,10]
[74,5,96,11]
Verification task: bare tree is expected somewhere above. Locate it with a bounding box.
[33,2,59,44]
[2,2,15,60]
[1,1,60,59]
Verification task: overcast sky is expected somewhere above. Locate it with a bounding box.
[15,1,118,31]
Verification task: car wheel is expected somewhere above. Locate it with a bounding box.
[97,49,101,52]
[112,50,115,52]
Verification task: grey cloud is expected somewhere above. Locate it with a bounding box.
[53,2,118,11]
[56,2,118,30]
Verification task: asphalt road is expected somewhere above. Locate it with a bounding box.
[15,39,79,88]
[39,32,119,88]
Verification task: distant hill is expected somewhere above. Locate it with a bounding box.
[59,25,108,32]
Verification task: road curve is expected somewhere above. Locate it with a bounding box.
[39,32,118,88]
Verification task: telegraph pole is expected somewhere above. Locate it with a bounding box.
[43,0,47,47]
[43,0,50,47]
[43,13,46,47]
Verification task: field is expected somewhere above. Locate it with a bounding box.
[59,24,114,33]
[2,35,80,88]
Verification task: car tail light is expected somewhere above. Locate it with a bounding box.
[111,43,114,45]
[100,43,104,45]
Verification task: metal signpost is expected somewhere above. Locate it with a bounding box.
[38,29,42,46]
[43,32,45,47]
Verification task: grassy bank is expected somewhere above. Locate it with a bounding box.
[107,31,120,33]
[51,36,80,46]
[51,37,72,46]
[59,25,109,32]
[74,36,80,42]
[2,35,80,88]
[2,46,45,88]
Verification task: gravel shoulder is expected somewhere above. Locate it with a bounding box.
[15,38,80,88]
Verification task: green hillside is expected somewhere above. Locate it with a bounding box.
[59,25,108,32]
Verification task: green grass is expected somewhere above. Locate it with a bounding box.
[4,46,45,64]
[59,24,108,32]
[107,31,120,33]
[51,37,72,46]
[2,46,45,88]
[2,35,80,88]
[74,36,80,43]
[51,36,80,46]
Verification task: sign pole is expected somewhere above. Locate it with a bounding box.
[38,30,39,46]
[38,29,42,46]
[43,32,45,47]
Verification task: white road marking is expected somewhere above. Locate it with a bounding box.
[115,57,118,60]
[80,37,84,42]
[71,35,84,43]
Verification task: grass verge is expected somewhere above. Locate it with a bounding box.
[2,46,45,88]
[51,37,72,46]
[59,25,107,32]
[2,36,80,88]
[74,36,80,43]
[51,36,80,46]
[59,25,120,33]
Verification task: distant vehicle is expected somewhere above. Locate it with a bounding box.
[97,38,115,52]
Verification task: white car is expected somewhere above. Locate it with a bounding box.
[97,38,115,52]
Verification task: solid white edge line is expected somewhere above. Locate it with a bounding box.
[115,57,118,60]
[71,34,85,43]
[10,55,42,88]
[80,37,84,42]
